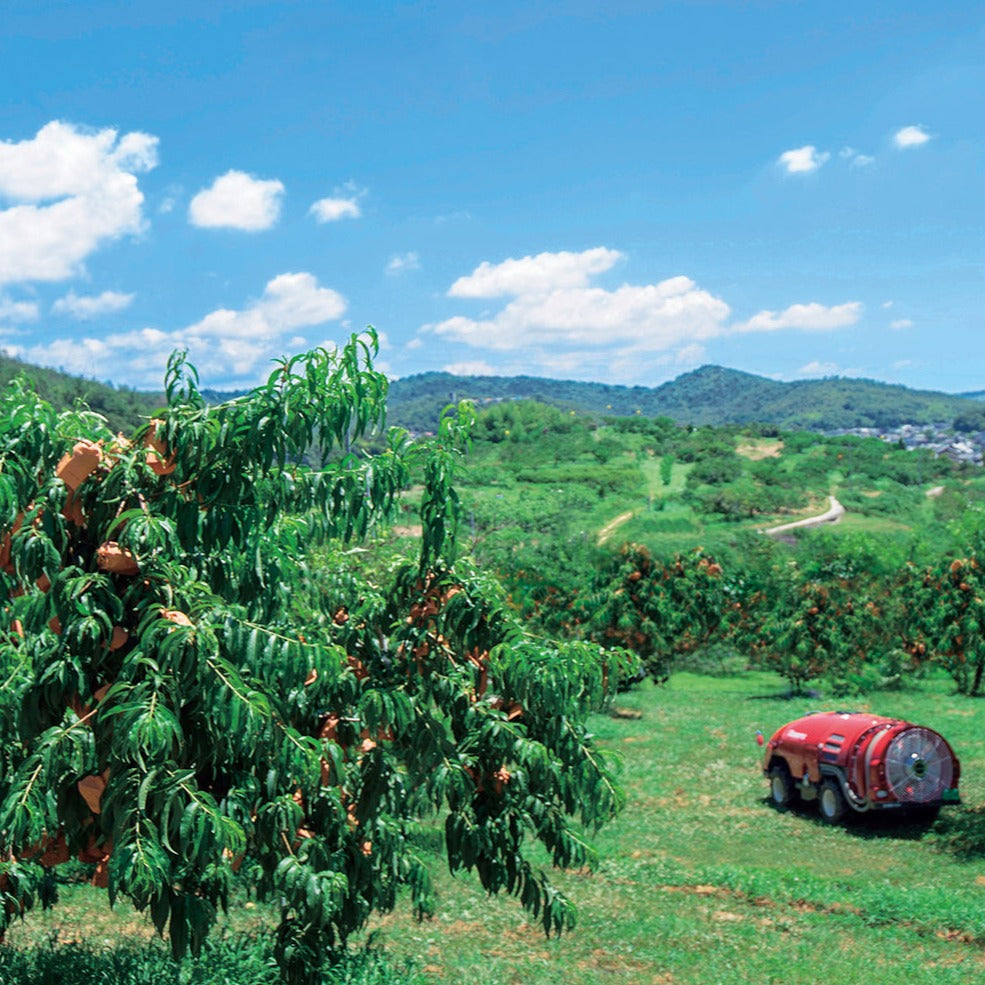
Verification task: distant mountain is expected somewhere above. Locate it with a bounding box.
[3,349,982,436]
[387,365,984,432]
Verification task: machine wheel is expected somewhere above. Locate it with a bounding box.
[819,778,847,824]
[769,764,796,808]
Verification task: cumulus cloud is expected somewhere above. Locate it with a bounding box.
[734,302,862,333]
[310,196,361,222]
[890,318,914,330]
[674,344,706,365]
[188,170,284,231]
[386,252,421,275]
[839,147,875,168]
[310,182,365,224]
[0,295,39,322]
[53,289,135,319]
[443,360,498,376]
[433,276,729,352]
[21,272,347,387]
[894,125,931,149]
[448,248,623,298]
[777,145,830,174]
[425,248,731,380]
[421,248,864,383]
[798,360,840,376]
[0,120,158,285]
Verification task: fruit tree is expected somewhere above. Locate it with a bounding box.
[0,333,627,983]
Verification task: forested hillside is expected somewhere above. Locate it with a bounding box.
[0,352,159,433]
[387,365,982,432]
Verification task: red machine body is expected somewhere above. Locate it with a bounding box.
[762,711,960,822]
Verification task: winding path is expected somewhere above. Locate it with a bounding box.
[597,510,635,545]
[760,496,845,537]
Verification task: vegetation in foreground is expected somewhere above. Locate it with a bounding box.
[6,671,985,984]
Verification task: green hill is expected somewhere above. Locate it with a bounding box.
[388,365,982,432]
[0,352,161,434]
[2,349,981,435]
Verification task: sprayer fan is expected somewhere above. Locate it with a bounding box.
[884,727,952,804]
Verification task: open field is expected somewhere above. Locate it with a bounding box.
[365,672,985,984]
[7,671,985,984]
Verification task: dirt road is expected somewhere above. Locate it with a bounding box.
[761,496,845,537]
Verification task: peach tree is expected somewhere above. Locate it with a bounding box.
[906,552,985,694]
[580,543,725,682]
[0,334,626,983]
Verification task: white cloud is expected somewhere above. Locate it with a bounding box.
[310,183,365,224]
[890,318,914,330]
[777,145,830,174]
[433,276,730,352]
[798,360,839,376]
[894,125,931,149]
[881,300,894,309]
[0,296,39,322]
[21,272,347,387]
[448,248,622,298]
[0,120,158,285]
[839,146,875,168]
[443,360,498,376]
[674,343,706,365]
[893,359,916,370]
[53,289,135,319]
[422,248,864,384]
[310,196,361,222]
[188,170,284,231]
[386,251,421,275]
[425,248,729,381]
[735,301,862,333]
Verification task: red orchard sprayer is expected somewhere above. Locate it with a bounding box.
[761,712,960,823]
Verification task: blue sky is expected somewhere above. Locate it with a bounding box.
[0,1,982,392]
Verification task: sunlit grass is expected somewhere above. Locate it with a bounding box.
[366,672,985,984]
[8,672,985,983]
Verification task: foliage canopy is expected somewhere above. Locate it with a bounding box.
[0,334,626,983]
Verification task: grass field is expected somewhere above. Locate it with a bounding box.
[7,671,985,984]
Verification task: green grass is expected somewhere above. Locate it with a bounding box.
[640,457,692,499]
[363,672,985,984]
[8,672,985,983]
[0,939,426,985]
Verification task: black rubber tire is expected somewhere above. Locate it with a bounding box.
[819,778,847,824]
[769,764,796,808]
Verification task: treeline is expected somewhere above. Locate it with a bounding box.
[563,531,985,697]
